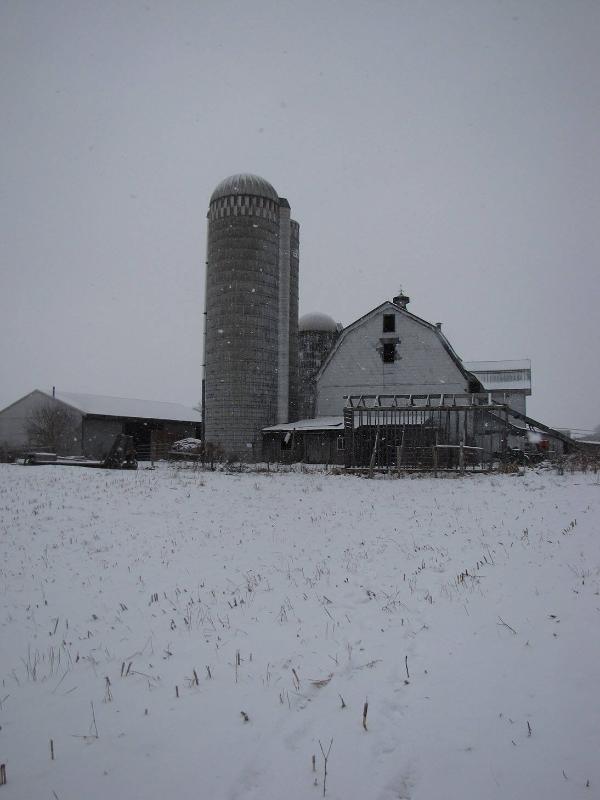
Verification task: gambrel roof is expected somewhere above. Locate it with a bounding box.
[316,301,481,389]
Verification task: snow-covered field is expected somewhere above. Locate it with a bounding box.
[1,463,599,800]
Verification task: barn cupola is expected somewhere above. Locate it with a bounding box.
[393,291,410,310]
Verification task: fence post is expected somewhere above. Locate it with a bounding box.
[398,428,405,473]
[459,441,465,475]
[368,429,380,478]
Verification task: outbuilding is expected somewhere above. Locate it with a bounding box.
[0,390,201,460]
[463,360,532,416]
[262,417,345,465]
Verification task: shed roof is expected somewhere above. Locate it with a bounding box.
[464,359,531,372]
[51,391,201,423]
[464,360,531,392]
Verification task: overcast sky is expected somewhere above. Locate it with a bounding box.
[1,0,598,432]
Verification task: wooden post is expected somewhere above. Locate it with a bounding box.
[398,428,405,472]
[368,429,380,478]
[459,441,465,475]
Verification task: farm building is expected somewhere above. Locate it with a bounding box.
[313,293,482,417]
[203,174,299,460]
[262,416,345,465]
[298,312,343,419]
[199,174,572,469]
[260,294,575,467]
[341,393,574,471]
[463,359,532,416]
[262,294,480,462]
[0,390,201,460]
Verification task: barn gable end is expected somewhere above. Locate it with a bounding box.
[315,301,478,417]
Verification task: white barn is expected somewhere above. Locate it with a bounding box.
[314,296,481,417]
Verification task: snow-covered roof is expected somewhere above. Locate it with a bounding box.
[51,391,202,423]
[263,416,344,432]
[299,312,340,333]
[463,360,531,392]
[480,381,531,391]
[316,301,479,387]
[464,359,531,372]
[210,173,279,204]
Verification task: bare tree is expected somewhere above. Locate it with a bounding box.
[25,403,79,454]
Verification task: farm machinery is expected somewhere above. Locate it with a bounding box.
[22,434,138,470]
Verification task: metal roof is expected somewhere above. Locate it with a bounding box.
[52,391,202,423]
[463,360,531,392]
[464,359,531,372]
[210,174,279,204]
[299,312,340,332]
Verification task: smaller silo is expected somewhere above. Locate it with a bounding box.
[298,312,342,419]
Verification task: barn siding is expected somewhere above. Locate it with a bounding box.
[316,309,470,416]
[0,392,83,453]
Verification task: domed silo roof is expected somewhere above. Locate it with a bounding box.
[210,173,279,203]
[299,312,340,332]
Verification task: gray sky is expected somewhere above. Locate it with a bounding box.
[1,0,599,432]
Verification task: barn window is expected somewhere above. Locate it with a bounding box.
[281,432,292,450]
[382,342,396,363]
[336,435,345,451]
[383,314,395,333]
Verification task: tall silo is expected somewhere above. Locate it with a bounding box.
[203,174,299,458]
[298,312,342,419]
[288,218,300,421]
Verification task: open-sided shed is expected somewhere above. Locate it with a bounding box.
[0,390,201,460]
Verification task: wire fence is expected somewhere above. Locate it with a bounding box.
[0,443,200,465]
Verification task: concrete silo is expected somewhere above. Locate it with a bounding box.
[288,217,300,422]
[203,174,299,458]
[298,312,342,419]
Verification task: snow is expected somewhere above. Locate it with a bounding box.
[463,361,532,392]
[170,438,203,452]
[464,360,532,372]
[1,464,599,799]
[263,417,344,432]
[48,391,202,423]
[463,362,532,394]
[482,380,531,391]
[528,431,544,444]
